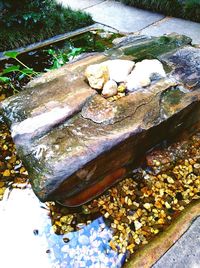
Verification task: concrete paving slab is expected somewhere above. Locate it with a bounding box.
[141,17,200,44]
[58,0,105,10]
[153,217,200,268]
[86,0,164,33]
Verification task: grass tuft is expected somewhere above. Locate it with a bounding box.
[119,0,200,22]
[0,2,93,52]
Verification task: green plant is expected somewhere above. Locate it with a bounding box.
[0,46,84,93]
[119,0,200,22]
[4,52,38,75]
[184,0,200,20]
[0,75,18,94]
[1,0,57,28]
[0,1,93,51]
[0,51,39,93]
[46,47,84,70]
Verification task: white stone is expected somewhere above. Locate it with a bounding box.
[140,77,151,87]
[126,59,166,91]
[102,80,118,98]
[135,59,166,79]
[134,220,142,231]
[107,59,135,83]
[126,73,151,91]
[85,63,109,90]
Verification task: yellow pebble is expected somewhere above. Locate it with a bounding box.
[167,177,174,184]
[3,144,8,150]
[188,165,193,173]
[0,181,5,187]
[158,218,165,225]
[3,170,10,177]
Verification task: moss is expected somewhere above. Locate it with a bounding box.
[123,35,191,61]
[119,0,200,22]
[0,2,93,51]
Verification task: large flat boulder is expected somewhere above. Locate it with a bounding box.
[1,34,200,206]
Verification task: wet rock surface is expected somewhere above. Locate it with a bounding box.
[160,46,200,90]
[0,34,200,206]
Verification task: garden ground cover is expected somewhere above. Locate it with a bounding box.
[0,1,93,51]
[119,0,200,23]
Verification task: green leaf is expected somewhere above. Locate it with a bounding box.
[57,57,64,65]
[3,65,20,74]
[47,49,56,55]
[20,68,34,74]
[4,51,20,59]
[0,76,10,83]
[23,14,31,21]
[67,47,83,59]
[52,60,62,69]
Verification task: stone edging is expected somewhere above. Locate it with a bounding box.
[124,199,200,268]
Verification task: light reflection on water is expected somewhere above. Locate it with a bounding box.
[0,187,125,268]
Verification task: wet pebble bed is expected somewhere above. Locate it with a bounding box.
[49,131,200,258]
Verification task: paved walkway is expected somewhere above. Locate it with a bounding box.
[153,217,200,268]
[59,0,200,44]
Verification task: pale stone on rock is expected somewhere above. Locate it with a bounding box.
[85,59,135,89]
[139,77,151,87]
[126,73,151,91]
[107,59,135,83]
[102,80,118,98]
[85,63,109,89]
[126,59,166,91]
